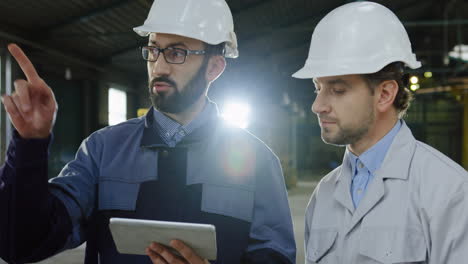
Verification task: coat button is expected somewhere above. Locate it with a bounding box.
[160,149,169,157]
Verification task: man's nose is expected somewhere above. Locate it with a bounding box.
[150,53,171,77]
[311,92,331,114]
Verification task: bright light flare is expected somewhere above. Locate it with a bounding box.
[221,102,250,129]
[424,71,432,78]
[449,44,468,61]
[410,84,420,91]
[410,76,419,84]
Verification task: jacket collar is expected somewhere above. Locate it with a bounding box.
[332,121,417,232]
[375,121,416,180]
[334,120,417,184]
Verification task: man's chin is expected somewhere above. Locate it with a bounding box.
[155,98,189,114]
[155,103,183,114]
[151,95,176,112]
[321,132,346,147]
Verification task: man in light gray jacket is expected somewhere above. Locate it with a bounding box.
[293,2,468,263]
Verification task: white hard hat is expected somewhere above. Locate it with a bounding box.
[134,0,238,58]
[293,1,421,79]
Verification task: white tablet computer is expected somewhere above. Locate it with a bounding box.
[109,217,217,260]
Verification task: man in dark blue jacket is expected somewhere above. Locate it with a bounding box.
[0,0,296,263]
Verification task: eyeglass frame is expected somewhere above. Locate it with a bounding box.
[140,46,206,64]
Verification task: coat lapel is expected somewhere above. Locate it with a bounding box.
[334,152,355,214]
[344,174,385,235]
[342,121,417,235]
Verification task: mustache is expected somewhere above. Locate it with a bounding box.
[149,76,177,90]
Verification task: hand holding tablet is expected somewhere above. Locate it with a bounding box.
[109,218,217,261]
[146,240,210,264]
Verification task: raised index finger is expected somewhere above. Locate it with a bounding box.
[8,44,41,83]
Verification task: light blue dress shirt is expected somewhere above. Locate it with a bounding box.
[348,120,402,208]
[152,100,214,147]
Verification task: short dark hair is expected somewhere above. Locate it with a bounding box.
[361,62,413,118]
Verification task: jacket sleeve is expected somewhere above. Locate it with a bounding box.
[48,132,102,250]
[0,131,72,263]
[428,181,468,264]
[245,149,296,264]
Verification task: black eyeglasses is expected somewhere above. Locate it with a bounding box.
[141,46,206,64]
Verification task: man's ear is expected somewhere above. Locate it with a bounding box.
[376,80,398,113]
[205,55,226,83]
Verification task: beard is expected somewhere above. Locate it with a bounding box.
[148,61,208,114]
[320,107,374,147]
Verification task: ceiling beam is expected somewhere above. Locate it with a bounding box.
[405,19,468,27]
[50,32,134,39]
[104,39,147,59]
[229,0,272,13]
[58,15,468,40]
[41,0,133,32]
[0,29,129,74]
[137,0,151,9]
[234,0,342,40]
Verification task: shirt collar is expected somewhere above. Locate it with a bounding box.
[141,99,218,147]
[153,107,182,142]
[184,100,214,135]
[152,99,215,140]
[347,120,402,176]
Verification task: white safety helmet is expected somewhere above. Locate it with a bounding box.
[134,0,238,58]
[293,1,421,79]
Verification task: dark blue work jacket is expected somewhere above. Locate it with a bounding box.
[0,108,295,264]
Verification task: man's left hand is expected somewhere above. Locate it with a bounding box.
[146,240,210,264]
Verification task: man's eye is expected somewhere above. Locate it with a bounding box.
[171,50,185,57]
[333,89,345,94]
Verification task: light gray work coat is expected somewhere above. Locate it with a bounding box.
[305,122,468,264]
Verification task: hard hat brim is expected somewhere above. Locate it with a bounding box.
[133,25,239,58]
[292,56,421,79]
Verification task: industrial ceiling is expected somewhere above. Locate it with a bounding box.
[0,0,465,108]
